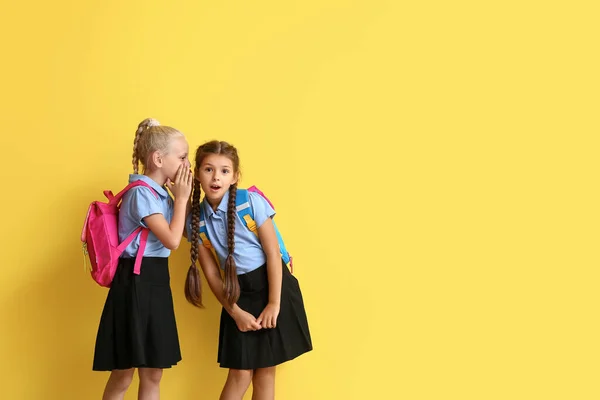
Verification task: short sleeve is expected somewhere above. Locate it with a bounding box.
[125,187,163,228]
[248,191,276,228]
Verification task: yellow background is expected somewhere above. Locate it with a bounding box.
[1,0,599,399]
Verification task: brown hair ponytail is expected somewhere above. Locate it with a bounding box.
[185,178,203,307]
[224,183,240,305]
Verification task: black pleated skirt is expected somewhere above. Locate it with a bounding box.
[217,261,313,369]
[93,257,181,371]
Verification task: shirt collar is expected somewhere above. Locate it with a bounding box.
[202,190,230,216]
[128,174,169,198]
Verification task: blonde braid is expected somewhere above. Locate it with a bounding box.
[132,118,161,173]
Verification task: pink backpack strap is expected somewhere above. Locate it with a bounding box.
[116,227,144,253]
[115,227,149,276]
[248,185,275,209]
[133,229,149,275]
[114,180,158,275]
[108,180,158,204]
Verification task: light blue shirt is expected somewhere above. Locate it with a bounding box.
[119,174,174,258]
[186,190,276,274]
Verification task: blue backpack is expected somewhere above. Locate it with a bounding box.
[198,186,294,273]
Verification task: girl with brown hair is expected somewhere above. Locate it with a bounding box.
[185,140,312,400]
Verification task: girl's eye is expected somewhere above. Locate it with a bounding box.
[222,170,229,174]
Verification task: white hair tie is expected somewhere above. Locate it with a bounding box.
[146,118,160,127]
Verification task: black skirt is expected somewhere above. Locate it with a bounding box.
[93,257,181,371]
[217,261,313,369]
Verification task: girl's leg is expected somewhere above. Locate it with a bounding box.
[220,369,254,400]
[138,368,163,400]
[102,368,135,400]
[251,367,276,400]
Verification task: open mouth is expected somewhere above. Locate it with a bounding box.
[210,184,221,191]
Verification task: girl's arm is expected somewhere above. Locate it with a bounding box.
[197,245,262,332]
[256,217,283,328]
[144,166,192,250]
[144,204,187,250]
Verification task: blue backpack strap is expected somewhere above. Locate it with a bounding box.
[272,220,291,266]
[236,188,293,271]
[198,201,219,264]
[236,189,258,235]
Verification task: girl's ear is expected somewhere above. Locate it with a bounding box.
[233,171,240,185]
[150,150,163,168]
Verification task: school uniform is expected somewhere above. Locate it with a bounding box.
[187,190,312,370]
[93,174,182,371]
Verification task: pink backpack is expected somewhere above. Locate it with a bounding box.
[81,180,158,287]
